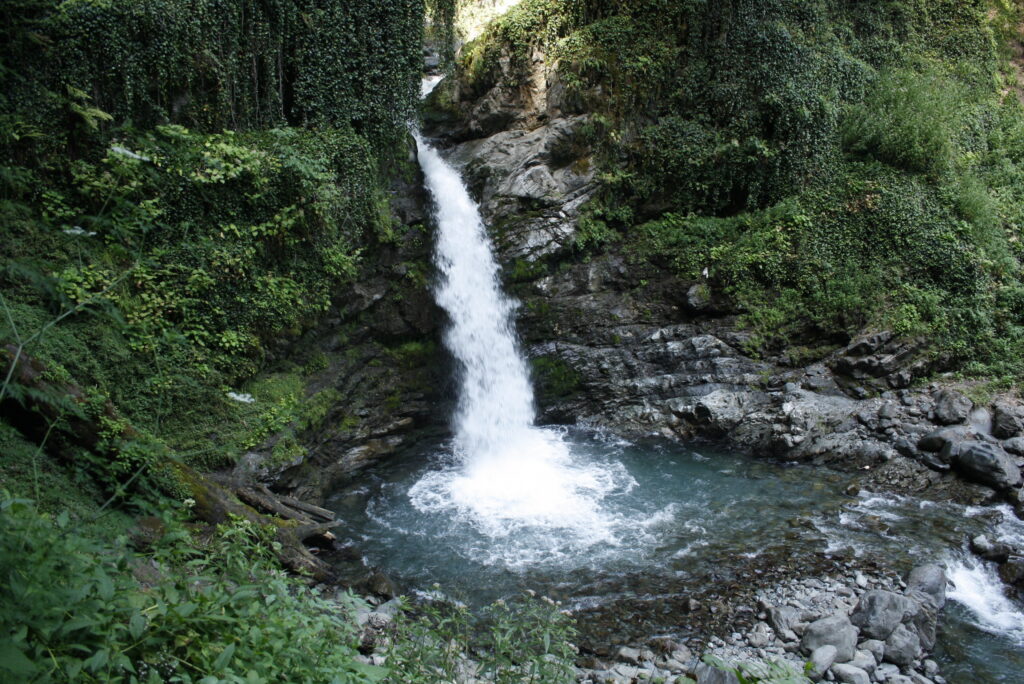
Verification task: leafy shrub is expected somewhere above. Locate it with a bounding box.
[385,591,578,683]
[841,68,965,174]
[0,496,381,683]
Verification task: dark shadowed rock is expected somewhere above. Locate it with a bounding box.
[850,590,914,640]
[952,441,1021,490]
[932,390,972,425]
[917,426,972,453]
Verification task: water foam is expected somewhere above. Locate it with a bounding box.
[947,559,1024,643]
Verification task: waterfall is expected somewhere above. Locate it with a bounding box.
[407,81,630,558]
[414,135,537,460]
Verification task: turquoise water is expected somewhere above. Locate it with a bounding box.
[327,428,1024,682]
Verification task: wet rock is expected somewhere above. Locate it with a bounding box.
[932,390,972,425]
[952,441,1021,490]
[801,615,858,663]
[992,401,1024,439]
[809,645,838,680]
[850,590,914,640]
[970,534,1012,563]
[906,565,947,609]
[882,624,920,667]
[832,663,872,684]
[997,555,1024,588]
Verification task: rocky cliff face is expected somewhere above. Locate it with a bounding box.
[422,53,1024,522]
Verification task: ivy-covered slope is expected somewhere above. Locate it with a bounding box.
[445,0,1024,382]
[0,0,433,484]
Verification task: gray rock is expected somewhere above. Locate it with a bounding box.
[809,645,838,680]
[850,590,914,640]
[850,650,877,675]
[953,440,1021,490]
[992,401,1024,439]
[695,661,740,684]
[933,390,972,425]
[883,624,920,667]
[908,674,935,684]
[832,663,872,684]
[906,565,947,609]
[802,614,858,663]
[858,640,885,665]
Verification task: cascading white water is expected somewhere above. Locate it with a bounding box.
[407,81,632,560]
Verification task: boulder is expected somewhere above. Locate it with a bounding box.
[801,614,858,663]
[850,590,914,640]
[831,663,871,684]
[992,401,1024,439]
[932,389,972,425]
[767,604,801,642]
[917,426,971,453]
[952,441,1021,490]
[883,624,920,667]
[906,564,947,609]
[998,555,1024,588]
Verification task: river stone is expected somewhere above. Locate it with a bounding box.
[992,401,1024,439]
[1004,436,1024,455]
[997,555,1024,587]
[953,440,1021,490]
[695,661,740,684]
[850,590,914,640]
[801,614,858,663]
[906,564,947,609]
[883,624,920,667]
[905,592,938,650]
[933,390,972,425]
[616,646,641,665]
[747,621,772,648]
[831,663,872,684]
[859,639,885,664]
[768,604,801,641]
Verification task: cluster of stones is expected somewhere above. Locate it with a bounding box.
[576,564,948,684]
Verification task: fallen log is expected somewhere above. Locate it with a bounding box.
[271,489,336,522]
[1,344,335,582]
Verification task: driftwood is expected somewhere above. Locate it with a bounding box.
[1,344,337,582]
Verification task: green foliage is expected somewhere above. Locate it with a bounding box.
[841,68,965,174]
[0,496,382,683]
[385,592,578,683]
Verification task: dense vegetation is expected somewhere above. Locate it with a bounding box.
[453,0,1024,380]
